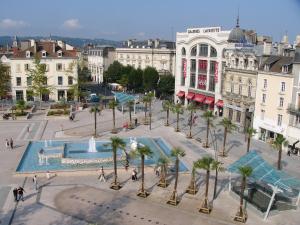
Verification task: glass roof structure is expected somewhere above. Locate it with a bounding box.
[113,92,137,105]
[228,151,300,192]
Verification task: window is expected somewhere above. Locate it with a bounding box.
[236,111,241,123]
[238,78,242,95]
[26,51,31,58]
[261,110,265,120]
[248,80,252,97]
[263,79,267,89]
[56,63,63,71]
[198,60,207,73]
[262,94,266,103]
[190,59,196,72]
[199,44,208,57]
[68,76,73,85]
[41,64,49,72]
[279,97,284,107]
[26,90,34,101]
[277,114,283,126]
[58,76,63,85]
[57,51,62,57]
[16,90,23,101]
[210,46,217,57]
[181,47,186,56]
[16,77,21,86]
[190,59,196,88]
[27,77,32,86]
[198,75,207,90]
[191,46,197,56]
[208,75,215,92]
[230,77,234,93]
[228,109,233,121]
[281,82,286,92]
[209,61,216,75]
[42,51,47,58]
[24,64,30,71]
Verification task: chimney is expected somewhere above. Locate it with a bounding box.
[154,39,160,48]
[296,35,300,46]
[127,39,132,47]
[263,41,271,55]
[277,43,283,55]
[147,39,153,47]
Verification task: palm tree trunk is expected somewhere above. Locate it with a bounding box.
[176,112,179,132]
[141,155,145,192]
[113,149,117,185]
[113,107,116,130]
[166,109,169,126]
[247,135,251,153]
[222,128,227,156]
[205,169,210,199]
[94,109,97,137]
[205,120,210,147]
[189,111,193,137]
[239,176,246,216]
[278,147,282,170]
[174,158,179,192]
[129,106,132,127]
[213,168,218,200]
[149,101,152,130]
[144,102,147,121]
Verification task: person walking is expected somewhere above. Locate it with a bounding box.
[17,187,25,201]
[10,138,13,149]
[13,188,18,202]
[98,166,106,182]
[5,139,9,150]
[33,175,38,190]
[131,168,136,181]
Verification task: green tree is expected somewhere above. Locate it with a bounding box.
[171,103,184,132]
[162,100,172,126]
[186,162,198,195]
[212,160,224,200]
[186,103,197,138]
[246,127,257,153]
[126,100,134,128]
[109,99,118,133]
[28,56,52,108]
[16,100,26,114]
[0,63,10,100]
[219,118,236,157]
[142,95,150,125]
[104,61,124,83]
[202,110,215,148]
[128,68,143,92]
[157,155,170,188]
[118,74,129,91]
[157,75,175,98]
[131,145,153,197]
[167,147,185,205]
[89,104,102,137]
[108,137,126,190]
[143,67,159,92]
[271,134,288,170]
[194,156,217,214]
[234,166,253,222]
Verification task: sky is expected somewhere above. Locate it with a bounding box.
[0,0,299,42]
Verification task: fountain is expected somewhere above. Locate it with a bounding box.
[130,137,138,151]
[44,140,48,148]
[88,136,97,153]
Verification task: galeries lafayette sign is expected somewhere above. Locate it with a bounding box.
[187,27,221,34]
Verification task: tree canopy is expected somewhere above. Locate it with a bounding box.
[143,67,159,92]
[157,75,175,98]
[0,62,10,99]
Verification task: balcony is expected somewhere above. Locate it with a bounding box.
[287,104,300,116]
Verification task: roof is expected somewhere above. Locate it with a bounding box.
[114,92,138,105]
[294,47,300,63]
[121,39,175,49]
[228,151,300,192]
[260,55,294,73]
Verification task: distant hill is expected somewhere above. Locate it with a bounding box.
[0,36,122,48]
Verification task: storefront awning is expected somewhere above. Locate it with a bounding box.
[194,94,205,103]
[186,92,195,100]
[204,96,214,105]
[176,91,185,98]
[216,100,224,107]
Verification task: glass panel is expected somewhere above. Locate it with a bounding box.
[199,44,208,57]
[210,46,217,57]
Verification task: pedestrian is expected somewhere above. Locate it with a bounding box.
[27,125,30,133]
[17,187,25,201]
[13,188,18,202]
[134,118,138,127]
[98,166,106,182]
[155,167,160,177]
[46,171,50,179]
[10,137,13,149]
[33,175,38,190]
[287,150,291,156]
[5,139,9,149]
[131,168,136,181]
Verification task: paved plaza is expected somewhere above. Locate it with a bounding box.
[0,100,299,225]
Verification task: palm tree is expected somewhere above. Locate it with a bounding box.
[186,162,198,195]
[157,155,170,188]
[186,103,197,138]
[246,127,257,153]
[271,134,288,170]
[234,166,253,223]
[16,100,26,114]
[108,137,126,190]
[89,104,101,137]
[142,95,150,125]
[167,147,185,205]
[219,118,236,157]
[202,110,215,148]
[194,156,216,214]
[126,100,134,129]
[131,145,153,197]
[171,103,184,132]
[212,160,224,200]
[109,99,118,134]
[147,92,154,130]
[162,100,172,126]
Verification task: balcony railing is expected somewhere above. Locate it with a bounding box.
[287,104,300,116]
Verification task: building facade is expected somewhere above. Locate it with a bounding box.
[87,46,115,83]
[253,56,294,142]
[174,26,230,113]
[10,40,78,102]
[116,39,176,76]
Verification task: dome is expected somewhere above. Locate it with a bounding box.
[228,26,246,43]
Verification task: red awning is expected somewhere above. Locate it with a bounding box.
[176,91,185,98]
[186,92,195,100]
[204,97,215,105]
[216,100,224,107]
[194,94,205,103]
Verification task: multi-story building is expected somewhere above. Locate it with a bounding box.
[10,39,78,102]
[174,26,230,113]
[87,46,115,83]
[253,55,294,142]
[116,39,175,76]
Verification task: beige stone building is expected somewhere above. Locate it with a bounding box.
[253,56,294,142]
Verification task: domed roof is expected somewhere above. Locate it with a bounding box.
[228,18,246,43]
